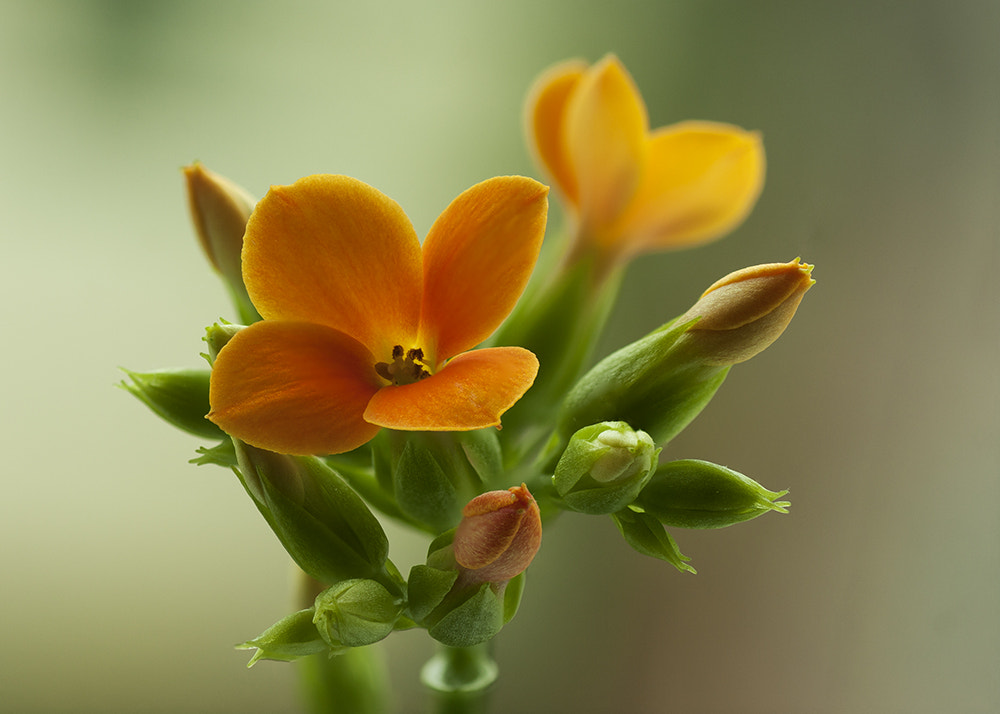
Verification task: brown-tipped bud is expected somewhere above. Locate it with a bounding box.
[184,163,260,323]
[677,258,814,365]
[453,485,542,584]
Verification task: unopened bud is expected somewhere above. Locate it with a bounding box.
[636,458,790,529]
[237,608,329,666]
[553,421,660,514]
[183,163,260,323]
[203,321,243,362]
[312,578,403,648]
[677,258,814,366]
[119,367,223,441]
[453,485,542,584]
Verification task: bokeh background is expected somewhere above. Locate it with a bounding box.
[2,1,997,712]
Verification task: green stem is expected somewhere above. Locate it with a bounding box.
[421,643,498,714]
[298,646,390,714]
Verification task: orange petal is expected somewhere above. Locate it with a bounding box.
[525,59,587,208]
[564,55,648,239]
[242,175,422,358]
[208,321,382,455]
[615,121,765,256]
[363,347,539,431]
[419,177,548,362]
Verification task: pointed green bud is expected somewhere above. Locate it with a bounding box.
[119,367,223,441]
[183,163,261,324]
[233,442,392,586]
[553,421,660,514]
[237,608,330,667]
[312,579,403,648]
[675,258,815,366]
[636,458,790,529]
[556,259,814,447]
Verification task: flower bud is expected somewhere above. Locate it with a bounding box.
[233,442,392,586]
[312,579,403,648]
[119,367,224,441]
[183,163,261,323]
[553,421,660,514]
[556,259,814,447]
[453,485,542,584]
[203,321,243,362]
[237,608,330,666]
[676,258,814,366]
[635,458,790,529]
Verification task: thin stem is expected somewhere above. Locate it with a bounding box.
[298,647,391,714]
[421,643,498,714]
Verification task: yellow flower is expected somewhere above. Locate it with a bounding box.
[526,54,765,270]
[208,174,549,455]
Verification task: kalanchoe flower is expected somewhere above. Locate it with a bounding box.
[677,258,815,365]
[183,162,260,323]
[208,174,548,455]
[453,485,542,585]
[526,54,765,273]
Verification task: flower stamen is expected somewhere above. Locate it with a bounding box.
[374,345,432,385]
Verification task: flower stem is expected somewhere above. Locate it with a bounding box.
[298,647,390,714]
[421,643,498,714]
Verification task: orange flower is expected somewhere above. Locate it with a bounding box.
[526,54,765,270]
[208,174,549,456]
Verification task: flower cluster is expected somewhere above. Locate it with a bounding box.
[123,54,813,707]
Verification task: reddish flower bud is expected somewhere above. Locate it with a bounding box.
[453,485,542,584]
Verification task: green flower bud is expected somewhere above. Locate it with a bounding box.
[237,608,330,667]
[119,367,223,441]
[183,163,261,324]
[553,421,660,514]
[635,458,790,529]
[312,579,403,648]
[675,258,814,366]
[233,442,393,587]
[202,321,243,362]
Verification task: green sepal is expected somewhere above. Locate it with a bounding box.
[612,508,696,574]
[557,319,730,449]
[190,439,237,468]
[393,440,461,533]
[313,579,404,648]
[456,428,504,488]
[119,367,223,441]
[407,564,460,623]
[234,442,390,586]
[502,572,525,623]
[427,582,505,648]
[636,459,790,529]
[237,608,331,667]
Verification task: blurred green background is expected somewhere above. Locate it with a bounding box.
[2,1,997,712]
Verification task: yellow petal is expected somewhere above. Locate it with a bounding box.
[524,59,587,208]
[363,347,538,431]
[419,177,548,362]
[615,121,765,256]
[564,55,648,238]
[208,321,382,455]
[242,175,422,358]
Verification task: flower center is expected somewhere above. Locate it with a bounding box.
[374,345,432,386]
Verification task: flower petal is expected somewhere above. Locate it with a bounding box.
[419,177,548,362]
[564,54,648,239]
[615,121,765,256]
[242,175,422,358]
[208,321,382,455]
[363,347,539,431]
[525,59,587,208]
